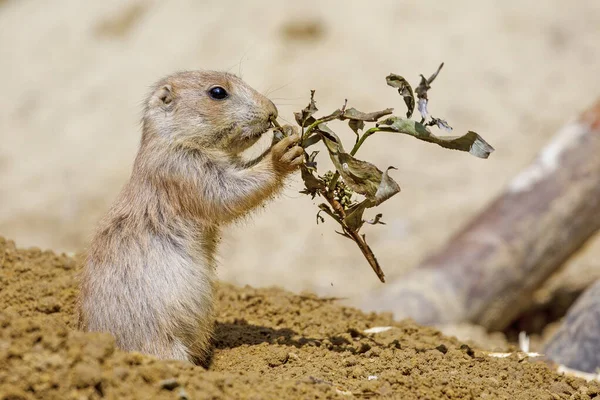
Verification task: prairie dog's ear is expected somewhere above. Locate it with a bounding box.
[150,84,174,108]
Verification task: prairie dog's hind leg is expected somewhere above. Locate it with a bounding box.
[140,338,194,363]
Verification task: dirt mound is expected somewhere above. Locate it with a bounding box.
[1,237,598,399]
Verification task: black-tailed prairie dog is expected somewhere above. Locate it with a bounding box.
[77,70,303,365]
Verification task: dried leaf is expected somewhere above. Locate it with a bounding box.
[299,165,325,198]
[302,134,322,148]
[317,203,341,223]
[366,213,385,225]
[372,167,401,207]
[417,98,429,120]
[386,74,415,118]
[377,117,494,159]
[415,63,444,120]
[348,119,365,135]
[337,153,383,197]
[320,133,401,205]
[295,114,316,127]
[343,201,368,231]
[318,124,347,153]
[322,108,344,121]
[415,63,444,98]
[294,90,318,127]
[306,151,319,170]
[343,107,394,122]
[427,117,453,132]
[316,211,325,224]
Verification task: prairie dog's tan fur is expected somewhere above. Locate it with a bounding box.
[77,70,303,364]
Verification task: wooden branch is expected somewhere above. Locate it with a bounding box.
[360,99,600,331]
[544,279,600,373]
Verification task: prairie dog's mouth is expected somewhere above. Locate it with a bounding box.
[244,120,272,139]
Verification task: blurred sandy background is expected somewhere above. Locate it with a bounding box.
[1,0,599,310]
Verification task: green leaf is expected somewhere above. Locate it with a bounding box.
[377,117,494,159]
[386,74,415,118]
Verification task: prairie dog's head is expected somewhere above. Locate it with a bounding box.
[142,70,278,154]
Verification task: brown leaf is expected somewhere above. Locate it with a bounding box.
[415,63,444,120]
[343,107,393,135]
[343,201,368,231]
[372,167,401,207]
[320,133,401,205]
[342,107,394,122]
[366,213,385,225]
[317,203,341,224]
[318,124,347,152]
[299,165,325,198]
[348,119,365,135]
[294,89,318,127]
[386,74,415,118]
[427,117,453,132]
[306,151,319,170]
[302,134,322,148]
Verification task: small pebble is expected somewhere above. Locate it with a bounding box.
[159,378,180,390]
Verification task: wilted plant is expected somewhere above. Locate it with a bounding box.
[271,63,494,283]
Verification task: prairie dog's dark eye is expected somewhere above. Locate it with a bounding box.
[208,86,228,100]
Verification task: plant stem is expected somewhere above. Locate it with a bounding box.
[319,187,385,283]
[350,127,383,155]
[270,117,281,129]
[301,112,344,142]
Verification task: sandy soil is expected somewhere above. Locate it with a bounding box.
[3,236,600,399]
[1,1,600,309]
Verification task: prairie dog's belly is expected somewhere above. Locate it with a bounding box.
[81,232,216,353]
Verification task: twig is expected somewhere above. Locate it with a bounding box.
[319,188,386,282]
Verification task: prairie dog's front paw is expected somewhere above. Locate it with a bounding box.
[271,126,304,174]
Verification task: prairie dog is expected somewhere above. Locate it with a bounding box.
[77,70,303,365]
